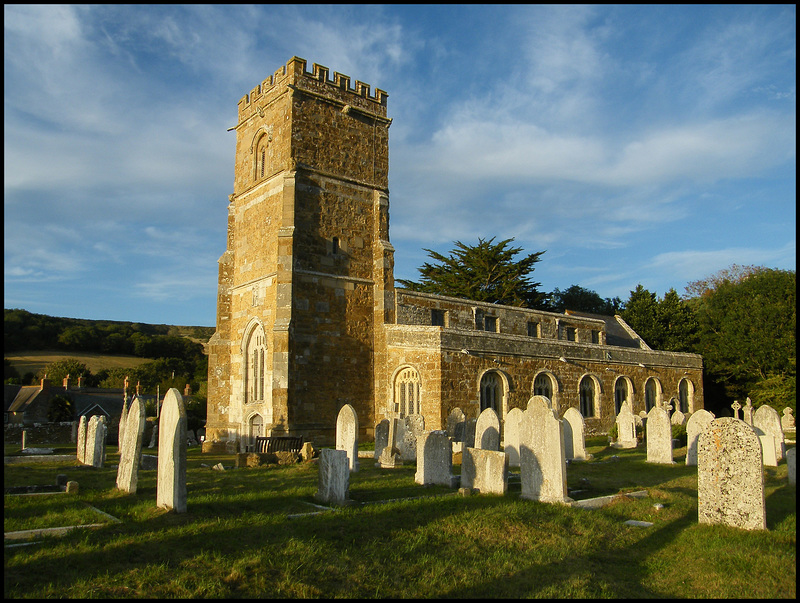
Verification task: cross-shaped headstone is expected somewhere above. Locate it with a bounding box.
[731,400,741,420]
[743,397,754,425]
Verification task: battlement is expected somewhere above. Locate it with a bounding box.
[237,56,388,122]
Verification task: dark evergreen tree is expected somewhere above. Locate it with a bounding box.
[548,285,622,315]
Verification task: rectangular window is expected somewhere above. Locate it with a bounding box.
[431,309,446,327]
[591,330,600,344]
[565,326,576,341]
[527,321,540,337]
[484,316,497,332]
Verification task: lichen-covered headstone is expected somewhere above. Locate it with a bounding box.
[415,430,455,487]
[335,404,358,472]
[780,407,795,432]
[504,407,524,467]
[315,448,349,505]
[646,405,674,464]
[85,415,107,468]
[753,404,785,461]
[157,388,187,513]
[474,407,500,451]
[614,401,638,448]
[562,407,588,461]
[685,409,715,466]
[118,396,130,451]
[461,447,507,494]
[520,395,569,503]
[116,395,146,494]
[671,409,687,426]
[76,415,87,464]
[698,417,766,531]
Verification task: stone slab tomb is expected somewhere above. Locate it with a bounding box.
[116,395,146,494]
[519,395,570,504]
[698,417,766,531]
[646,405,674,464]
[335,404,359,472]
[685,409,715,466]
[157,388,187,513]
[316,448,350,505]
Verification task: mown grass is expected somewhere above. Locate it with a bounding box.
[4,438,795,599]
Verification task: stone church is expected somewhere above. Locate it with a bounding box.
[202,57,703,452]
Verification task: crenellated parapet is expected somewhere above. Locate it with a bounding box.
[237,56,388,124]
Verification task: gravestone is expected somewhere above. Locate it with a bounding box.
[685,409,715,466]
[76,415,87,464]
[71,420,78,444]
[335,404,359,472]
[461,447,508,495]
[446,407,466,441]
[562,407,589,461]
[614,401,637,448]
[84,415,107,468]
[752,425,778,467]
[670,409,687,426]
[396,414,425,461]
[474,407,501,451]
[520,395,569,503]
[116,395,146,494]
[787,447,796,486]
[148,422,159,449]
[504,407,524,467]
[646,405,674,464]
[742,397,755,426]
[315,448,349,505]
[462,418,477,449]
[377,417,403,468]
[753,404,785,461]
[415,430,456,487]
[698,417,766,531]
[118,396,130,451]
[157,388,187,513]
[373,419,389,460]
[781,407,795,432]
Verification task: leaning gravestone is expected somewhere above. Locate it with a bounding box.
[520,396,569,504]
[753,404,785,461]
[84,415,107,468]
[685,409,715,466]
[373,419,389,460]
[562,407,589,461]
[698,417,766,531]
[415,430,456,487]
[157,388,187,513]
[316,448,349,505]
[504,407,524,467]
[335,404,359,472]
[614,401,638,448]
[646,405,674,464]
[116,395,146,494]
[461,447,508,495]
[76,415,88,464]
[474,407,501,451]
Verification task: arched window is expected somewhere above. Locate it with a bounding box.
[533,372,553,399]
[678,379,693,413]
[393,367,421,417]
[645,378,660,411]
[480,371,503,414]
[579,376,596,418]
[614,378,629,415]
[248,414,263,448]
[244,323,267,404]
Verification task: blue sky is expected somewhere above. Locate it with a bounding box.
[4,4,796,327]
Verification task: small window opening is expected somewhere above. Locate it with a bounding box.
[484,316,497,332]
[332,237,339,254]
[431,309,446,327]
[527,321,540,337]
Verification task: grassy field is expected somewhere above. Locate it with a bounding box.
[4,438,796,599]
[4,350,153,378]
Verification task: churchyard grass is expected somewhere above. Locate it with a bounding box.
[4,438,795,598]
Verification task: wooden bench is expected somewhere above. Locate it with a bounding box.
[253,435,304,454]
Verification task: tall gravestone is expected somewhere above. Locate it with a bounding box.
[753,404,785,461]
[76,415,88,464]
[742,397,755,426]
[85,415,107,468]
[685,409,715,466]
[396,414,425,461]
[614,401,638,448]
[316,448,350,505]
[446,407,465,441]
[157,388,187,513]
[504,407,524,467]
[520,396,569,503]
[698,417,766,531]
[474,407,501,451]
[415,430,456,487]
[562,407,589,461]
[646,405,674,464]
[752,424,778,467]
[335,404,359,472]
[118,396,130,450]
[116,395,146,494]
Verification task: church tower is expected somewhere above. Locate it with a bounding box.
[204,57,394,450]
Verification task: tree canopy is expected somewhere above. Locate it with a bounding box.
[548,285,622,316]
[396,237,548,308]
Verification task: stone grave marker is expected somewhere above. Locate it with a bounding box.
[742,397,755,426]
[397,414,425,461]
[562,407,589,461]
[474,407,500,451]
[787,447,795,486]
[316,448,349,505]
[614,401,638,448]
[415,430,456,487]
[373,419,389,460]
[504,407,524,467]
[698,417,766,531]
[670,409,687,426]
[752,425,778,467]
[76,415,87,464]
[84,415,107,468]
[446,407,465,441]
[463,417,477,449]
[157,388,187,513]
[461,447,508,495]
[335,404,359,472]
[519,395,569,503]
[118,396,130,451]
[377,417,403,468]
[753,404,785,461]
[116,395,146,494]
[780,407,795,432]
[646,405,674,464]
[685,409,715,466]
